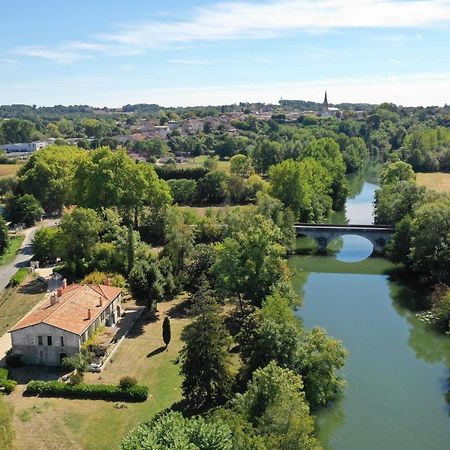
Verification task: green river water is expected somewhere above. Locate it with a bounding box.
[289,169,450,450]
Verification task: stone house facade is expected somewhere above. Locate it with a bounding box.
[9,283,123,366]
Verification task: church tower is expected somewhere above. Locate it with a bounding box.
[323,90,329,111]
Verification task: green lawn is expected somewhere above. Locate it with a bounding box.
[0,277,46,336]
[0,235,25,266]
[8,299,188,450]
[182,155,231,172]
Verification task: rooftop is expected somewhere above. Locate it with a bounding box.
[10,284,122,335]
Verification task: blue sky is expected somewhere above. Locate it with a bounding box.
[2,0,450,107]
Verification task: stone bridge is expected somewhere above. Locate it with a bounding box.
[294,223,395,255]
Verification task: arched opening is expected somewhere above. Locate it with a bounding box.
[329,234,374,262]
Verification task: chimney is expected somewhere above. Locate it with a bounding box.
[62,278,67,289]
[50,293,57,306]
[99,296,103,307]
[87,309,91,320]
[105,278,111,286]
[57,288,63,298]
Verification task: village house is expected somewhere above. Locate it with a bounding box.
[9,283,123,366]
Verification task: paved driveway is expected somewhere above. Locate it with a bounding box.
[0,220,59,365]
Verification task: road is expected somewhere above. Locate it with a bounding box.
[0,220,59,365]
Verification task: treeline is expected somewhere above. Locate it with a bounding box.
[121,198,347,449]
[13,143,348,448]
[375,161,450,331]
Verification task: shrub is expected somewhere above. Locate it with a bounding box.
[0,368,17,394]
[26,380,148,402]
[69,372,84,385]
[9,268,28,287]
[155,166,208,180]
[119,376,137,390]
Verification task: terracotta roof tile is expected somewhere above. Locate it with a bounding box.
[10,284,122,335]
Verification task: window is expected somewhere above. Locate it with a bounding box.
[60,336,64,347]
[47,336,52,346]
[38,336,43,346]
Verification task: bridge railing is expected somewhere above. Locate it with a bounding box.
[294,223,394,230]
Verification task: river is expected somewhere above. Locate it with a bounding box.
[288,168,450,450]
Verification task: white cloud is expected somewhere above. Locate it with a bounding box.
[14,46,92,64]
[12,0,450,62]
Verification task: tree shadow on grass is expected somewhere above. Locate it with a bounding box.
[17,278,47,295]
[147,346,166,358]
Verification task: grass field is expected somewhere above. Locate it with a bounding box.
[0,164,23,178]
[7,298,188,450]
[416,172,450,193]
[0,235,24,266]
[0,277,46,336]
[182,155,231,172]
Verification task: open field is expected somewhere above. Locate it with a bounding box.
[416,172,450,193]
[0,276,46,337]
[7,298,188,450]
[182,155,231,172]
[0,163,23,178]
[0,235,24,266]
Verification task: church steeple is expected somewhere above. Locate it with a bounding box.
[323,90,329,110]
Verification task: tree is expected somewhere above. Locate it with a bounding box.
[18,145,87,212]
[73,147,171,220]
[296,327,348,409]
[234,362,319,449]
[127,224,135,274]
[269,158,333,222]
[60,207,101,274]
[62,351,91,374]
[0,215,9,256]
[380,161,415,185]
[375,181,425,224]
[410,199,450,284]
[133,139,168,159]
[213,214,290,311]
[0,118,36,143]
[215,135,238,160]
[180,284,232,410]
[6,194,44,227]
[301,137,348,210]
[32,226,63,264]
[162,316,171,349]
[251,139,283,173]
[184,243,216,293]
[0,177,17,201]
[0,394,14,450]
[128,258,164,312]
[121,411,233,450]
[167,179,197,204]
[230,154,254,177]
[197,170,230,204]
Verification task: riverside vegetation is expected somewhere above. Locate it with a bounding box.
[0,100,449,449]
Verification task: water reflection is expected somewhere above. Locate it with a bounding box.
[333,235,373,262]
[290,169,450,450]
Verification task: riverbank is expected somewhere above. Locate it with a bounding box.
[290,169,450,450]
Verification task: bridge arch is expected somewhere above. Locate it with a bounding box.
[294,224,394,256]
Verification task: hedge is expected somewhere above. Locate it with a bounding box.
[0,368,17,394]
[155,166,208,181]
[26,380,148,402]
[9,268,29,287]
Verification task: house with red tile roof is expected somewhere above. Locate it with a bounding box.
[9,283,123,366]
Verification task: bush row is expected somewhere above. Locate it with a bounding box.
[26,380,148,402]
[0,368,17,394]
[155,166,208,180]
[9,268,29,287]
